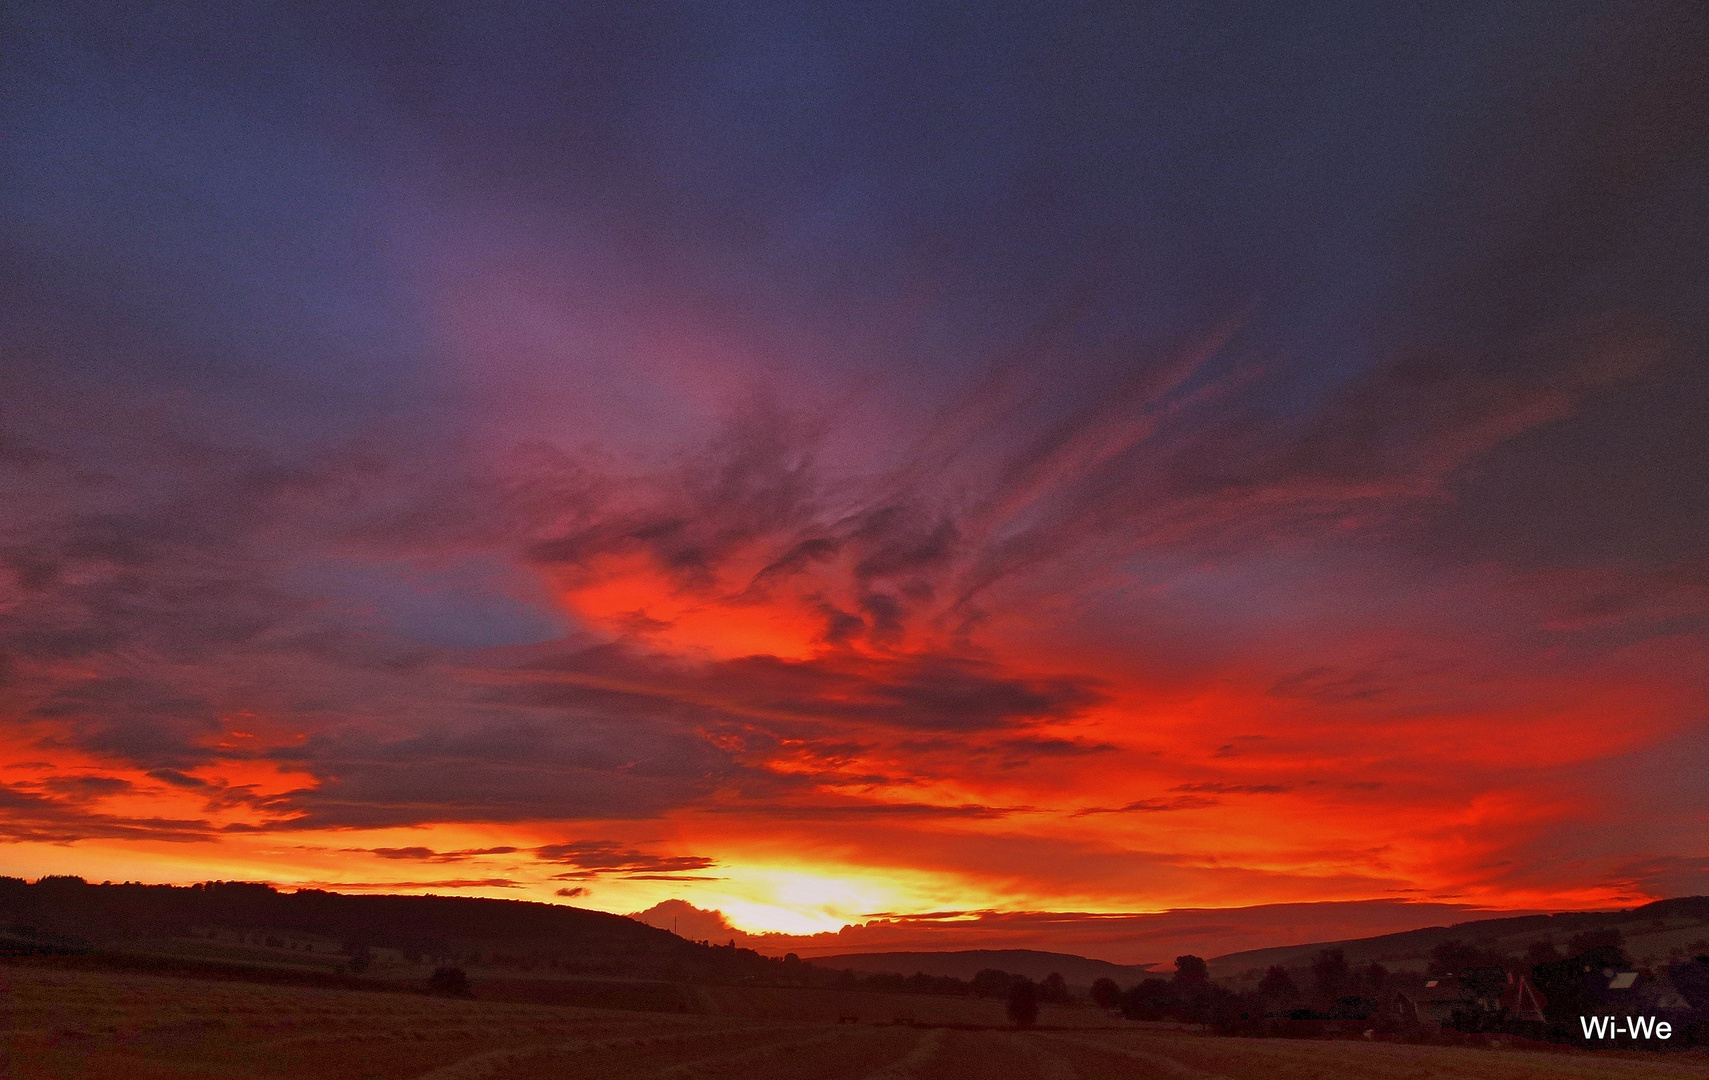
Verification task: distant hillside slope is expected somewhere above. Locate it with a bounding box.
[0,876,783,984]
[1209,896,1709,979]
[812,948,1155,987]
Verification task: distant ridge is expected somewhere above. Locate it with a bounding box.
[0,876,782,987]
[809,948,1155,987]
[1208,896,1709,977]
[813,897,1709,989]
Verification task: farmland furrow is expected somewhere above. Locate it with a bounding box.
[643,1025,917,1078]
[1025,1032,1230,1080]
[410,1024,786,1080]
[1046,1029,1709,1080]
[858,1027,944,1079]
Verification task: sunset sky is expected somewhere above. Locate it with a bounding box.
[2,1,1705,963]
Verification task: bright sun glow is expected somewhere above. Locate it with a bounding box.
[652,862,999,936]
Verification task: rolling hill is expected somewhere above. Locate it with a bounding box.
[810,948,1155,987]
[1208,896,1709,980]
[0,875,785,986]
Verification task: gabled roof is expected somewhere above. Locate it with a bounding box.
[1499,972,1547,1022]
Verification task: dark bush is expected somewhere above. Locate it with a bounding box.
[428,966,472,997]
[1090,976,1121,1008]
[1257,965,1296,997]
[970,968,1016,998]
[1209,991,1267,1036]
[1311,949,1349,997]
[1006,978,1039,1027]
[1566,927,1624,957]
[1331,994,1377,1023]
[1039,971,1071,1004]
[1120,977,1175,1020]
[341,940,372,973]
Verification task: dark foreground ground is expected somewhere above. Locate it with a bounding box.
[2,965,1705,1079]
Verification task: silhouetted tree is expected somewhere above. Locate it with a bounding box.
[1090,977,1122,1009]
[1567,928,1624,959]
[971,968,1015,998]
[1363,962,1387,992]
[428,966,472,997]
[341,940,372,973]
[1120,977,1175,1021]
[1039,971,1070,1004]
[1331,994,1377,1024]
[1209,990,1267,1036]
[1257,965,1297,997]
[1173,955,1209,986]
[1525,939,1562,965]
[1006,978,1039,1027]
[1311,949,1349,998]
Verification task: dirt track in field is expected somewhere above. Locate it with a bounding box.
[2,965,1704,1079]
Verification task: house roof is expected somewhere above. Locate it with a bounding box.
[1499,973,1547,1021]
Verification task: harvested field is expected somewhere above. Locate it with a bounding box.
[691,983,1104,1027]
[1,965,1704,1079]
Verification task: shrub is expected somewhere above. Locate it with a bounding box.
[1120,977,1175,1021]
[1090,977,1121,1009]
[428,966,472,997]
[1039,972,1071,1004]
[1006,978,1039,1027]
[1257,965,1297,997]
[971,968,1015,998]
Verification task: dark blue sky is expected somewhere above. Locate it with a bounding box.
[11,1,1700,443]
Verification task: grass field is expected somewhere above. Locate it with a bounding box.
[2,965,1705,1079]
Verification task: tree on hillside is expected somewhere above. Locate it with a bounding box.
[1257,965,1297,998]
[1525,939,1562,965]
[1428,939,1513,980]
[971,968,1015,998]
[1173,955,1208,986]
[428,966,472,997]
[1006,978,1039,1027]
[1311,949,1349,998]
[341,940,372,974]
[1567,928,1624,958]
[1039,971,1070,1004]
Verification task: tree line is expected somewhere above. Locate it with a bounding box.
[1084,930,1709,1047]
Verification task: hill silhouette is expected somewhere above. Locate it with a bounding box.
[10,875,1708,1001]
[0,876,1028,1009]
[811,949,1154,988]
[0,875,781,984]
[1209,895,1709,978]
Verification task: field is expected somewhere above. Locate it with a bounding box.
[2,965,1706,1079]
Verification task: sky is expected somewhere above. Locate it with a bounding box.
[1,0,1706,963]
